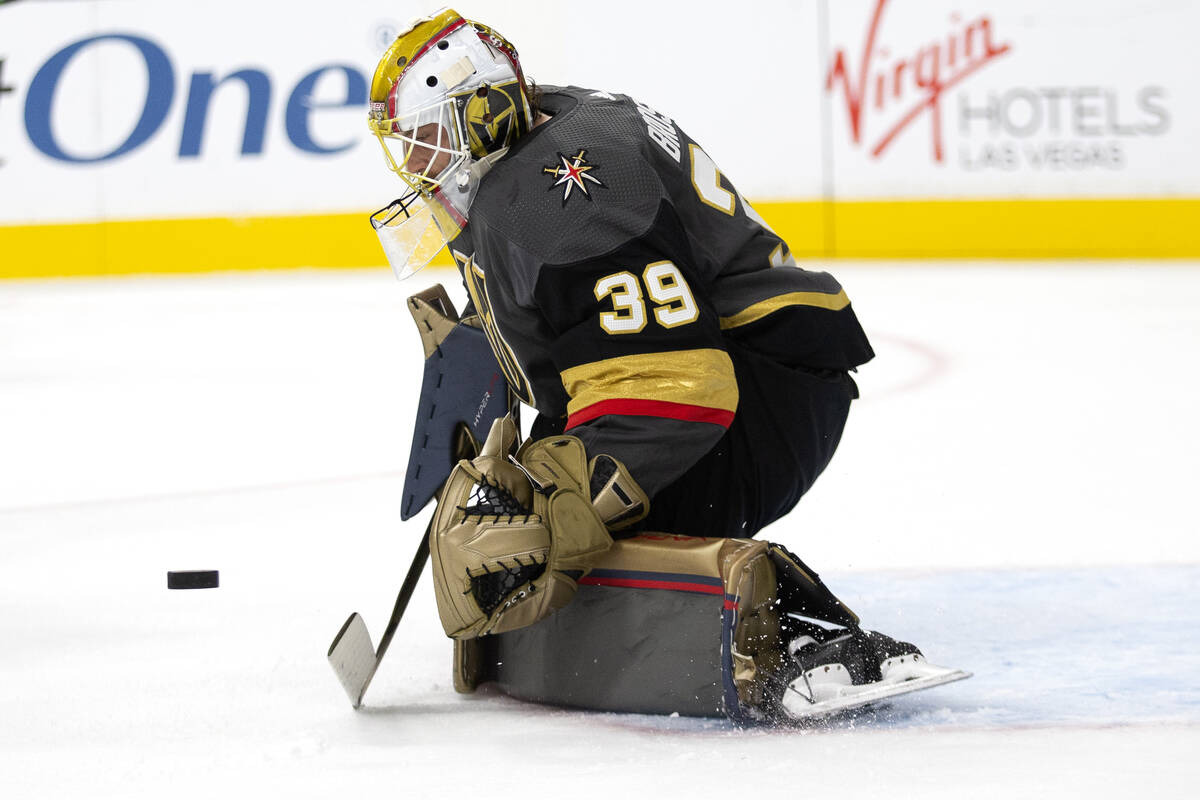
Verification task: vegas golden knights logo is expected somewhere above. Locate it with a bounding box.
[542,149,604,205]
[461,80,525,158]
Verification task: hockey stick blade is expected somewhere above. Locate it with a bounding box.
[326,517,434,709]
[328,613,378,708]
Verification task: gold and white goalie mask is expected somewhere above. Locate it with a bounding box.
[368,8,533,279]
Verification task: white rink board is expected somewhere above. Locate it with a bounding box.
[0,0,821,225]
[823,0,1199,197]
[1,0,1198,228]
[0,0,410,223]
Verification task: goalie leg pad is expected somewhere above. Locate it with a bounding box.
[455,534,852,721]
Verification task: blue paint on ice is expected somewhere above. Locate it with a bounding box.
[817,564,1200,729]
[591,565,1200,732]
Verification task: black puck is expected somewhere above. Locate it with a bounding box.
[167,570,219,590]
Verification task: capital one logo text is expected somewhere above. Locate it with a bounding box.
[23,33,368,164]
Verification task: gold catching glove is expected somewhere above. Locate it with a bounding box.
[429,415,649,639]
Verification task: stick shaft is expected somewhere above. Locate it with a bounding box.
[328,423,479,708]
[374,521,432,661]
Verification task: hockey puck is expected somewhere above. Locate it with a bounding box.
[167,570,219,590]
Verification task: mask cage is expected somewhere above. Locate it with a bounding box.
[371,97,469,195]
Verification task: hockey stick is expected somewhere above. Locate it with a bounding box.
[327,423,480,709]
[327,285,513,709]
[327,519,434,709]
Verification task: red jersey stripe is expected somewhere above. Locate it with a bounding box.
[567,398,736,430]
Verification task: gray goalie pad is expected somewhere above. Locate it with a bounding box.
[401,285,516,519]
[452,534,860,722]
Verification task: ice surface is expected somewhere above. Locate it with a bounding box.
[2,264,1198,798]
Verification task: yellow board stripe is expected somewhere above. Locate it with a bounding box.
[0,212,455,279]
[754,197,1200,259]
[720,289,849,330]
[3,197,1200,279]
[560,348,738,419]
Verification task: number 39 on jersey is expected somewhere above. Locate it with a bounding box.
[593,261,698,335]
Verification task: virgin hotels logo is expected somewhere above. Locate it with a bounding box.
[826,0,1172,171]
[826,0,1011,163]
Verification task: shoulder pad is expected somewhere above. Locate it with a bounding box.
[470,90,668,267]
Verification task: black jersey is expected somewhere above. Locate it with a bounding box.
[449,86,873,497]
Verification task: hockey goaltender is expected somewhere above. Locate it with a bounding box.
[350,7,968,722]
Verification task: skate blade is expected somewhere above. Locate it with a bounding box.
[781,665,971,720]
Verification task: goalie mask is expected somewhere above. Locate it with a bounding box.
[368,8,534,278]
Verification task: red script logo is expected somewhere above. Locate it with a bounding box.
[826,0,1012,162]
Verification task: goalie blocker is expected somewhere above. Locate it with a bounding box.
[451,533,873,723]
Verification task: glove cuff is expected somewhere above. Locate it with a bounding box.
[589,453,650,531]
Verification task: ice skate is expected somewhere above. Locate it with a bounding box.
[777,620,971,720]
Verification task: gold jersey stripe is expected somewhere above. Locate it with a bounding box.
[719,289,850,330]
[560,349,738,418]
